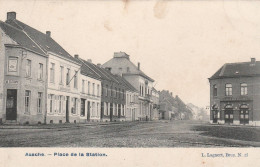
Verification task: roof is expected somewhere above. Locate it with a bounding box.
[79,58,119,84]
[0,21,45,55]
[209,61,260,80]
[74,58,101,80]
[5,19,78,63]
[114,75,138,92]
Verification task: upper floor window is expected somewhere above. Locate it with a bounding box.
[213,84,217,96]
[88,81,91,94]
[82,80,85,93]
[50,63,55,83]
[97,84,100,96]
[60,66,64,84]
[26,59,31,77]
[74,71,78,89]
[66,68,70,86]
[106,85,108,96]
[241,83,248,95]
[38,63,43,80]
[225,84,232,96]
[92,83,95,95]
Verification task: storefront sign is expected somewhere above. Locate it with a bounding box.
[6,80,18,84]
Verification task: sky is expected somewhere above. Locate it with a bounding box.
[1,0,260,108]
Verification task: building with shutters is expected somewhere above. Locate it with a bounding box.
[209,58,260,126]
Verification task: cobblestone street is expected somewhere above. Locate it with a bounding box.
[0,120,259,147]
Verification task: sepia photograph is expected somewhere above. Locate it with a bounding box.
[0,0,260,166]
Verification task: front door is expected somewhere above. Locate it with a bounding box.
[87,101,90,121]
[6,89,17,120]
[80,99,85,117]
[66,96,70,123]
[224,110,233,124]
[213,110,218,123]
[240,109,249,125]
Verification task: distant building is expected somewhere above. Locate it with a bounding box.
[209,58,260,126]
[158,90,178,120]
[151,88,160,120]
[102,52,155,121]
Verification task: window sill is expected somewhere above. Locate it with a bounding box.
[25,77,32,80]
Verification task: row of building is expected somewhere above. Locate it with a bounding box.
[0,12,171,124]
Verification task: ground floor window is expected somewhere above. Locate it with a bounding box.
[97,103,100,117]
[71,98,77,114]
[25,90,31,113]
[37,92,43,113]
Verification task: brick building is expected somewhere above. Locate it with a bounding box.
[209,58,260,126]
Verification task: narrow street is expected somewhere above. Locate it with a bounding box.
[0,120,259,147]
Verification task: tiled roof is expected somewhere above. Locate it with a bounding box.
[5,19,78,63]
[114,75,138,92]
[0,21,45,55]
[209,61,260,79]
[79,58,119,84]
[74,58,101,80]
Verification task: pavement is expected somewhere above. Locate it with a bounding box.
[0,120,259,147]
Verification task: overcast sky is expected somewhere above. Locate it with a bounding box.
[1,0,260,108]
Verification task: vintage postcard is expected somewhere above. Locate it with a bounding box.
[0,0,259,167]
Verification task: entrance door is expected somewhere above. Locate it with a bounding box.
[224,110,233,124]
[80,99,86,117]
[213,110,218,123]
[240,109,249,125]
[66,96,69,123]
[87,101,90,121]
[6,89,17,120]
[110,103,113,122]
[162,112,165,119]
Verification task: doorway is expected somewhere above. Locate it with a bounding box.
[6,89,17,120]
[66,96,69,123]
[224,109,233,124]
[87,101,90,121]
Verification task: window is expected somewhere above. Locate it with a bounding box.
[8,57,18,72]
[88,81,90,94]
[97,84,100,96]
[71,98,77,114]
[122,89,125,99]
[74,71,78,89]
[66,68,70,86]
[97,103,100,117]
[92,83,95,95]
[50,63,55,83]
[110,86,112,96]
[213,84,217,96]
[82,80,85,93]
[38,63,43,80]
[119,88,121,99]
[26,59,31,77]
[58,96,63,113]
[25,90,30,113]
[92,102,95,116]
[241,83,248,95]
[225,84,232,96]
[49,94,54,113]
[115,88,117,98]
[37,92,43,113]
[106,85,108,96]
[60,66,64,84]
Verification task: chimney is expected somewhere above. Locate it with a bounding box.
[97,63,101,67]
[87,59,92,63]
[46,31,51,37]
[251,58,256,63]
[74,54,79,59]
[7,12,16,20]
[170,92,173,96]
[138,62,140,70]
